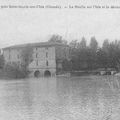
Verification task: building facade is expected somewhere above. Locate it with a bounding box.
[3,42,69,77]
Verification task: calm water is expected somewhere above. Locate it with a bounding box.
[0,76,120,120]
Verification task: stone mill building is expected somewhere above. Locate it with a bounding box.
[2,42,69,77]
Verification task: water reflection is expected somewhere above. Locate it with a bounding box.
[0,76,119,119]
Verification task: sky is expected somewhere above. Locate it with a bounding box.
[0,0,120,48]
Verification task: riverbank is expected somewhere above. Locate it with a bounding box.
[0,68,27,79]
[0,69,17,79]
[0,67,120,80]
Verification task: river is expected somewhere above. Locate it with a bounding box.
[0,76,120,120]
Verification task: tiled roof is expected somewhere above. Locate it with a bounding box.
[3,42,68,50]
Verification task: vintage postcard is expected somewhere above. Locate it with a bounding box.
[0,0,120,120]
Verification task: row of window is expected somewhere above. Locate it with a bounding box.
[36,47,48,51]
[35,47,49,58]
[8,47,50,59]
[8,52,48,60]
[9,54,20,60]
[8,48,49,60]
[36,60,49,66]
[8,61,21,65]
[35,52,48,58]
[9,53,46,59]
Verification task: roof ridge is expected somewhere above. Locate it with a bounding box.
[3,41,67,50]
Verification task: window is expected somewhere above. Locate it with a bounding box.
[17,54,19,59]
[46,52,48,57]
[9,49,11,60]
[9,54,11,60]
[36,53,38,58]
[36,60,38,66]
[46,61,48,66]
[46,47,48,50]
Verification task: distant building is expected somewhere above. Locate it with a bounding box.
[2,42,69,77]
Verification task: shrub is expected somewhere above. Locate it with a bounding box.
[4,63,27,79]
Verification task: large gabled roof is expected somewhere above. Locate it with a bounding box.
[3,41,68,50]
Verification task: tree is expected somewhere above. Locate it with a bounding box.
[101,40,120,70]
[3,46,33,79]
[4,62,26,78]
[76,37,88,70]
[48,34,67,44]
[77,37,87,50]
[88,37,98,70]
[0,55,4,69]
[108,41,120,70]
[102,39,110,53]
[96,48,109,69]
[69,40,78,49]
[89,36,98,51]
[62,59,71,71]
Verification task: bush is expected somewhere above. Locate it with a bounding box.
[4,63,28,79]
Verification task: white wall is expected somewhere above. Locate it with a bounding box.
[29,46,56,69]
[3,46,56,75]
[3,49,21,64]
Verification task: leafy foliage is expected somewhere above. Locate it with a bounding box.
[69,37,120,71]
[48,34,67,45]
[4,62,26,78]
[0,55,4,69]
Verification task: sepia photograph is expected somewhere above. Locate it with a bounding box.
[0,0,120,120]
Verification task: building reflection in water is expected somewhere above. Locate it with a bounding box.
[2,77,57,120]
[0,76,120,120]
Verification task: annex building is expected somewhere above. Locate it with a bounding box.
[2,42,69,77]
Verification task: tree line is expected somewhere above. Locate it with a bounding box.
[0,34,120,78]
[49,34,120,72]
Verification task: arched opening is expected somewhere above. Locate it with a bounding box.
[44,70,51,77]
[34,70,40,77]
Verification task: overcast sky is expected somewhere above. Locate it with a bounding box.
[0,0,120,48]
